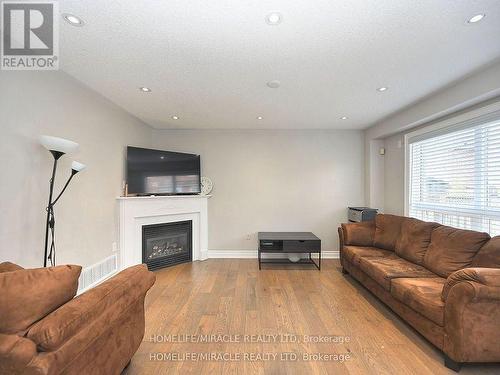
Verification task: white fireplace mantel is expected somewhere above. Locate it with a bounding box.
[117,195,209,269]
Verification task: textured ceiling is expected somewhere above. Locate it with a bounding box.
[59,0,500,130]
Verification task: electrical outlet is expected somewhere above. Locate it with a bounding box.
[112,242,118,252]
[245,234,252,241]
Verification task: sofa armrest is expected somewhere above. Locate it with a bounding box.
[340,221,375,247]
[443,268,500,363]
[0,333,37,374]
[442,267,500,301]
[337,227,344,251]
[26,264,155,352]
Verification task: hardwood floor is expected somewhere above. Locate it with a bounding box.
[124,259,500,374]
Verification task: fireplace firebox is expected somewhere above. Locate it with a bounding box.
[142,220,192,270]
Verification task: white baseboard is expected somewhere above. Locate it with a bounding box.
[77,254,118,295]
[207,250,339,259]
[200,250,209,260]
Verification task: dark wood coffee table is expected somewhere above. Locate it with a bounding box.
[258,232,321,270]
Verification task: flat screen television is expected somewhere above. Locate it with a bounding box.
[126,146,201,195]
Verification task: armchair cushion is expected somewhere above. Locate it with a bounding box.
[442,267,500,301]
[0,265,81,334]
[341,221,375,247]
[0,262,23,273]
[0,333,37,375]
[27,264,155,351]
[423,226,490,278]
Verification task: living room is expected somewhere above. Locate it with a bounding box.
[1,1,499,374]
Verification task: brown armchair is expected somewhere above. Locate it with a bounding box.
[0,263,155,375]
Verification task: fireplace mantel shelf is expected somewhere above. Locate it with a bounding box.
[117,195,211,200]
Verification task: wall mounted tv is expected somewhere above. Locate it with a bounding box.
[126,146,201,195]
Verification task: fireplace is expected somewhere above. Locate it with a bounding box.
[142,220,192,270]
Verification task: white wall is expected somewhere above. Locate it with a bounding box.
[151,129,365,253]
[382,134,405,215]
[0,71,151,268]
[365,138,385,212]
[366,60,500,140]
[0,71,364,265]
[4,61,497,267]
[365,59,500,211]
[379,97,500,215]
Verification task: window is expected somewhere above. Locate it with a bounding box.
[407,111,500,236]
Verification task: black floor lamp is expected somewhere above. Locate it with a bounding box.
[40,135,86,267]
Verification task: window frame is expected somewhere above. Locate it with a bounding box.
[404,101,500,226]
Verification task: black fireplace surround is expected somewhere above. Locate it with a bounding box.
[142,220,192,270]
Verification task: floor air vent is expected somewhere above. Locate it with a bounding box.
[77,254,118,294]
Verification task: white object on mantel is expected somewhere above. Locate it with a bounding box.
[117,195,210,270]
[200,176,213,195]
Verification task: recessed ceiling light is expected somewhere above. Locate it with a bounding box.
[62,13,84,26]
[139,87,151,92]
[265,12,282,25]
[377,87,388,92]
[172,116,179,120]
[257,116,263,120]
[267,80,281,88]
[468,14,485,23]
[340,116,348,120]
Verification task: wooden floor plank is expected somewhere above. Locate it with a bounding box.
[124,259,500,375]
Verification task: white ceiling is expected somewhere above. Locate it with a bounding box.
[59,0,500,130]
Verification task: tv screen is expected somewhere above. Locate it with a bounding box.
[127,146,201,195]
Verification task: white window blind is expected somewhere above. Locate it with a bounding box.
[408,112,500,236]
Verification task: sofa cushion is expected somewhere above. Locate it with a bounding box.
[395,218,439,265]
[358,255,436,291]
[0,262,23,273]
[423,226,490,278]
[472,236,500,268]
[373,214,405,251]
[391,278,446,326]
[341,221,375,246]
[0,265,81,334]
[342,246,392,266]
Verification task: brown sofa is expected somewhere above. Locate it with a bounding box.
[0,262,155,375]
[338,214,500,371]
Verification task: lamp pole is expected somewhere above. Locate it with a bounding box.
[40,136,85,267]
[43,151,64,267]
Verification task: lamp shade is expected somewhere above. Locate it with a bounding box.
[71,161,86,173]
[40,135,79,154]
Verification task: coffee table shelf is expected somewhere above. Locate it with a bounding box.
[258,232,321,270]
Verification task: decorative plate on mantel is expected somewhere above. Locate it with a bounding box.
[201,177,213,195]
